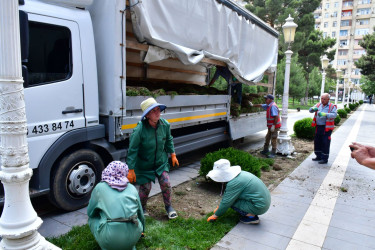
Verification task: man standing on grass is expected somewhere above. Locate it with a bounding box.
[309,93,337,164]
[252,94,281,158]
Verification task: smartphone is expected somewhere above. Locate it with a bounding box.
[350,146,355,152]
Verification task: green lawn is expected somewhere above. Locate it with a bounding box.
[48,210,239,250]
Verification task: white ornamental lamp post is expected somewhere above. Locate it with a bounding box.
[320,55,329,97]
[277,15,297,156]
[335,69,342,105]
[347,79,352,104]
[0,1,59,249]
[343,74,348,107]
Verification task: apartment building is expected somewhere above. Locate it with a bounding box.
[314,0,375,86]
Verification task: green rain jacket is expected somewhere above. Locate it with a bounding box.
[87,182,145,250]
[127,118,175,185]
[215,171,271,216]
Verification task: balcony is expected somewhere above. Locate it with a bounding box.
[342,5,353,10]
[341,15,353,20]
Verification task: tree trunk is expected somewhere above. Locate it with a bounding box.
[303,75,310,105]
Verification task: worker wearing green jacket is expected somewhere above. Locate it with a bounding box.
[87,161,145,250]
[127,97,179,219]
[206,159,271,224]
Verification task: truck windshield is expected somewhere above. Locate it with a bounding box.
[26,21,72,87]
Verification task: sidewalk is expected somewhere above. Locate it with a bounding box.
[39,104,375,249]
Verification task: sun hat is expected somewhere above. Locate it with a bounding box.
[206,159,241,183]
[140,97,166,120]
[101,161,129,191]
[264,94,274,100]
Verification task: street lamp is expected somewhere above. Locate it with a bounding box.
[277,15,297,156]
[343,74,349,106]
[347,79,352,104]
[320,55,329,97]
[335,69,342,105]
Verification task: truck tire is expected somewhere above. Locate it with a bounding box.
[49,149,105,211]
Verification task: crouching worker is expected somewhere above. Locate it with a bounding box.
[87,161,145,250]
[206,159,271,224]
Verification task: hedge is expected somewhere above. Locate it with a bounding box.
[337,109,347,118]
[293,117,315,140]
[199,147,274,179]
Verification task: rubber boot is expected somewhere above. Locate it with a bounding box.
[267,149,276,158]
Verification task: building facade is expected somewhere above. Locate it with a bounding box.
[314,0,375,86]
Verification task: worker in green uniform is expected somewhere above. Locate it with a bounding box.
[87,161,145,250]
[206,159,271,224]
[127,97,179,219]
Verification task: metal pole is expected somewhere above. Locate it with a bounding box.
[342,81,346,107]
[277,50,295,155]
[0,1,59,249]
[320,70,326,97]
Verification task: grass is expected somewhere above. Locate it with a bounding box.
[48,210,239,249]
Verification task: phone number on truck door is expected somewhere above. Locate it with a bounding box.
[27,120,75,135]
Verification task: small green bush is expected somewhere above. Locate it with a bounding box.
[349,103,356,110]
[337,109,347,118]
[334,115,341,125]
[345,107,351,113]
[359,100,363,104]
[199,147,274,178]
[293,117,315,140]
[344,104,347,108]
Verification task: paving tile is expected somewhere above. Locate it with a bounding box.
[51,211,88,227]
[323,236,375,250]
[286,239,321,250]
[329,209,375,237]
[215,232,279,250]
[325,225,375,249]
[39,217,72,238]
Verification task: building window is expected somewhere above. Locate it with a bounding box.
[342,10,352,17]
[337,59,347,65]
[357,8,371,15]
[325,3,330,9]
[339,40,348,46]
[341,20,350,26]
[324,22,328,28]
[333,21,337,27]
[315,24,320,29]
[340,30,348,36]
[334,2,339,7]
[343,1,353,7]
[332,11,338,17]
[323,32,327,38]
[358,0,371,4]
[338,50,348,55]
[358,19,370,25]
[325,12,329,18]
[354,39,363,45]
[355,28,369,36]
[332,31,336,37]
[314,13,321,19]
[353,49,366,55]
[353,69,361,76]
[352,79,360,84]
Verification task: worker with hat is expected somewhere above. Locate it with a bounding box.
[206,159,271,224]
[127,97,179,219]
[251,94,281,158]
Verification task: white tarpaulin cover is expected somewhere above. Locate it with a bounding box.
[129,0,278,84]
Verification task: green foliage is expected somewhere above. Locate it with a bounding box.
[355,32,375,83]
[334,115,341,126]
[357,76,375,96]
[345,107,351,113]
[359,100,363,104]
[199,147,274,178]
[49,212,240,250]
[293,117,315,140]
[337,109,347,118]
[349,103,356,111]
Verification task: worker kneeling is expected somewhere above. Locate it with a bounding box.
[87,161,145,250]
[206,159,271,224]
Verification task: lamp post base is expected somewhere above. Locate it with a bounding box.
[277,131,295,155]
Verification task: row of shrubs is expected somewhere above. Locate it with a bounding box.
[294,102,361,140]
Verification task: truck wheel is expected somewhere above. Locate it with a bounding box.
[49,149,105,211]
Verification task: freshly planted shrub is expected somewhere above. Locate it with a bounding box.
[334,115,341,125]
[293,117,315,140]
[199,147,274,178]
[337,109,347,118]
[349,103,356,110]
[345,107,351,113]
[359,100,363,104]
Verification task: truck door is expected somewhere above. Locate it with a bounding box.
[24,14,85,170]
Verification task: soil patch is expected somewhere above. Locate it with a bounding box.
[146,116,348,221]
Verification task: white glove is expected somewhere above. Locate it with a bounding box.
[271,125,275,132]
[248,101,253,107]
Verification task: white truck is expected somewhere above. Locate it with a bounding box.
[13,0,279,211]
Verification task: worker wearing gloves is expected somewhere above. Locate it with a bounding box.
[87,161,145,250]
[206,159,271,224]
[251,94,281,158]
[127,97,179,219]
[309,93,337,164]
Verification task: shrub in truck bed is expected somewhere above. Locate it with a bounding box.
[199,147,274,178]
[293,117,315,140]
